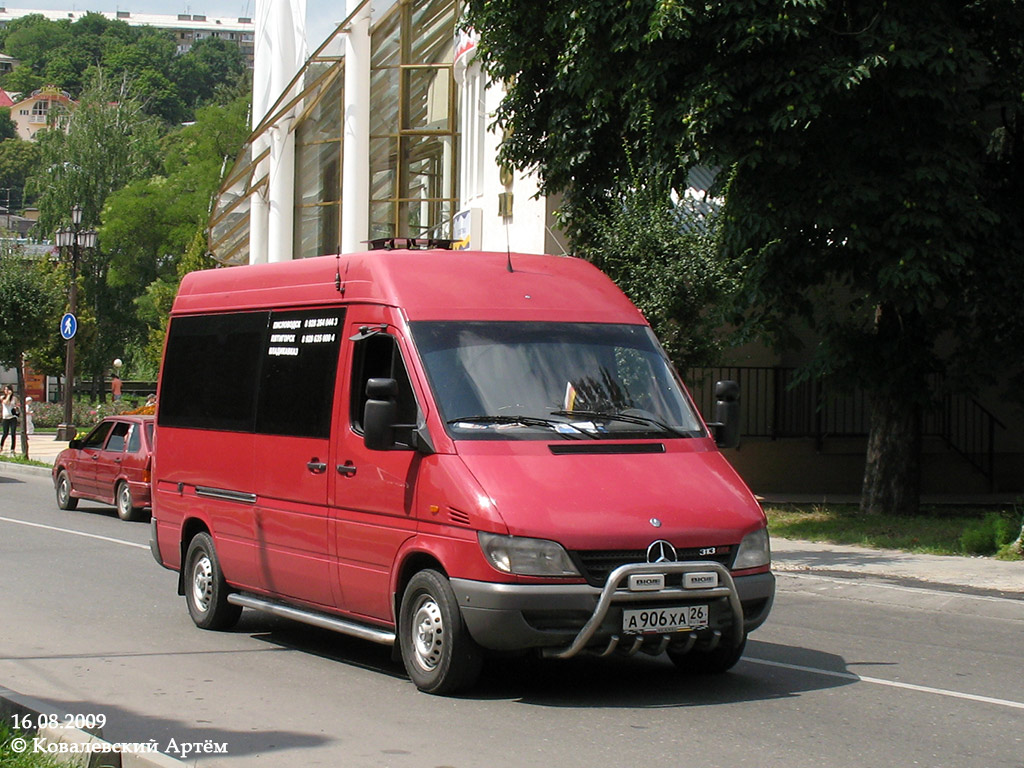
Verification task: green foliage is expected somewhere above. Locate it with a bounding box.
[467,0,1024,513]
[0,139,41,202]
[0,108,16,140]
[960,512,1022,556]
[0,13,248,124]
[766,503,1022,560]
[0,252,63,370]
[578,150,734,368]
[0,723,65,767]
[25,75,163,386]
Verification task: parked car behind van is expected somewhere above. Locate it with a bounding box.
[150,242,774,694]
[54,414,154,521]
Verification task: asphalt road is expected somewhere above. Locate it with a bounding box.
[2,469,1022,767]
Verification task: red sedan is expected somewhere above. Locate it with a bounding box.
[53,415,154,521]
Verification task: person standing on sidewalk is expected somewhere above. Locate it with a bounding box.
[1,385,18,453]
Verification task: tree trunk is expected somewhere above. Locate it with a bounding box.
[860,391,922,516]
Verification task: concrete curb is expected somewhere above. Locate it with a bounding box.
[0,460,52,479]
[1,687,187,768]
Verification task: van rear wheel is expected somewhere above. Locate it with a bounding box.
[184,533,241,630]
[399,569,482,695]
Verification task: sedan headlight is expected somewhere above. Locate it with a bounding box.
[478,532,580,577]
[733,527,771,570]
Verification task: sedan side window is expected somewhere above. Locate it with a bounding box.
[127,424,141,453]
[105,422,131,453]
[81,422,113,449]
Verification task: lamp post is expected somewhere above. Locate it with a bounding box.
[55,205,97,442]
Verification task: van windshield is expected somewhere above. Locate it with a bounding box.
[411,321,706,441]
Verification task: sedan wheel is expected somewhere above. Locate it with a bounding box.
[55,470,78,511]
[115,481,143,522]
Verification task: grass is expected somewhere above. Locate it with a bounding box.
[0,453,51,469]
[0,724,68,768]
[765,503,1024,561]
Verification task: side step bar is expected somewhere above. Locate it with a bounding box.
[227,593,396,646]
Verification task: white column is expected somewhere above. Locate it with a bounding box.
[252,0,307,263]
[268,118,296,262]
[341,2,371,253]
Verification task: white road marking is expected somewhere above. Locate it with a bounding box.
[746,657,1024,711]
[0,515,148,550]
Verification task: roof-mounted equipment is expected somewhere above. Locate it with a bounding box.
[367,237,454,251]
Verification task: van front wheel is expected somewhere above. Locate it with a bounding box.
[399,570,482,695]
[184,533,241,630]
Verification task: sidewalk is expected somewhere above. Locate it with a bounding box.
[771,537,1023,597]
[0,431,67,467]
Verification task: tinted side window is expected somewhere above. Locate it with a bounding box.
[81,422,113,449]
[105,422,130,452]
[159,312,267,431]
[255,310,343,438]
[350,334,418,444]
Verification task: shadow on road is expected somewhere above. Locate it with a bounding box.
[239,613,855,708]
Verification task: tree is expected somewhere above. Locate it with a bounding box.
[0,140,41,209]
[101,92,250,371]
[466,0,1024,515]
[0,250,64,458]
[0,109,16,141]
[26,74,162,393]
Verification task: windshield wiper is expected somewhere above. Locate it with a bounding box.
[549,410,694,438]
[446,415,594,438]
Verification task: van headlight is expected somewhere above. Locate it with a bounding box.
[478,532,580,577]
[733,527,771,570]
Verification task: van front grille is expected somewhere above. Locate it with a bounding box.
[570,547,734,588]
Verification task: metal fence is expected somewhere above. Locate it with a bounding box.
[685,366,1005,487]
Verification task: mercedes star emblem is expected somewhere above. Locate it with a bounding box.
[646,540,678,564]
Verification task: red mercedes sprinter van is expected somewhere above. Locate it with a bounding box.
[150,242,773,694]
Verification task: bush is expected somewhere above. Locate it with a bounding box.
[960,512,1022,556]
[30,398,142,430]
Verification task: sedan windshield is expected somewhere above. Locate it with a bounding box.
[411,322,706,440]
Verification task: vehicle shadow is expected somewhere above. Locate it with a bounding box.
[61,503,152,523]
[239,613,854,707]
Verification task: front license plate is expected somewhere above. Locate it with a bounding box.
[622,605,709,635]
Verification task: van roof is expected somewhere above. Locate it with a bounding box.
[172,250,646,324]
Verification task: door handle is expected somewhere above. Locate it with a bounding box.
[336,462,357,477]
[307,460,328,474]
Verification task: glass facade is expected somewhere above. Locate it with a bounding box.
[209,0,460,265]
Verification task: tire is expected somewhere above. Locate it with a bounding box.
[399,569,482,695]
[668,633,747,675]
[115,481,143,522]
[55,470,78,511]
[184,532,242,630]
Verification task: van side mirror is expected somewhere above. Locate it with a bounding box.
[363,377,398,451]
[710,380,741,450]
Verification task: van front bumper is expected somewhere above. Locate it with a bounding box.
[452,562,774,656]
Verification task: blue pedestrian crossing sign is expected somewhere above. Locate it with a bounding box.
[60,313,77,340]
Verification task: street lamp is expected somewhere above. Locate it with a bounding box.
[55,204,97,442]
